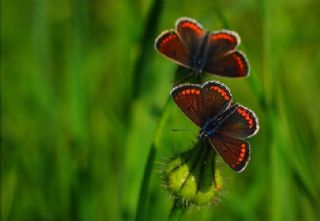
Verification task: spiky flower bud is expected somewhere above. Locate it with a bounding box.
[163,139,223,205]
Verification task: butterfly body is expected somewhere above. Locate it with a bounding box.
[171,81,259,172]
[190,32,210,76]
[156,17,249,78]
[199,104,239,138]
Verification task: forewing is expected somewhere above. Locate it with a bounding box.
[218,104,259,139]
[176,17,205,54]
[155,30,190,67]
[201,81,232,120]
[170,84,204,127]
[205,51,249,77]
[209,134,250,172]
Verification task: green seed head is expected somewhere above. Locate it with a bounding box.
[163,139,223,205]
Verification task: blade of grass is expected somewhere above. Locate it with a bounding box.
[68,0,90,219]
[120,0,164,220]
[130,0,164,103]
[134,96,171,221]
[213,0,267,108]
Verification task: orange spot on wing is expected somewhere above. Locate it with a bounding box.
[195,90,200,95]
[210,85,230,100]
[160,33,177,48]
[238,108,255,128]
[180,22,202,35]
[233,54,245,74]
[212,33,236,42]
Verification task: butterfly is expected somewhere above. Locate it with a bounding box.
[171,81,259,172]
[155,17,249,78]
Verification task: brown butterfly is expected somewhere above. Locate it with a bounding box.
[155,17,249,77]
[171,81,259,172]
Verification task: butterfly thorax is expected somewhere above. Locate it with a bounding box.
[199,104,239,139]
[191,32,210,76]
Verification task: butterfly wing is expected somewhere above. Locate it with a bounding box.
[207,31,240,56]
[155,30,190,67]
[209,134,251,172]
[201,81,232,120]
[170,84,205,127]
[205,51,249,77]
[204,30,249,77]
[171,81,233,127]
[219,104,259,139]
[175,17,205,54]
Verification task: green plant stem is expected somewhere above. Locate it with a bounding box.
[167,199,186,221]
[135,65,199,221]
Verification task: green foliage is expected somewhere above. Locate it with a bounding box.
[1,0,320,221]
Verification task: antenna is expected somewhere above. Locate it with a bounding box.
[171,128,193,132]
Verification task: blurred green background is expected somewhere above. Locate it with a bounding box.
[1,0,320,220]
